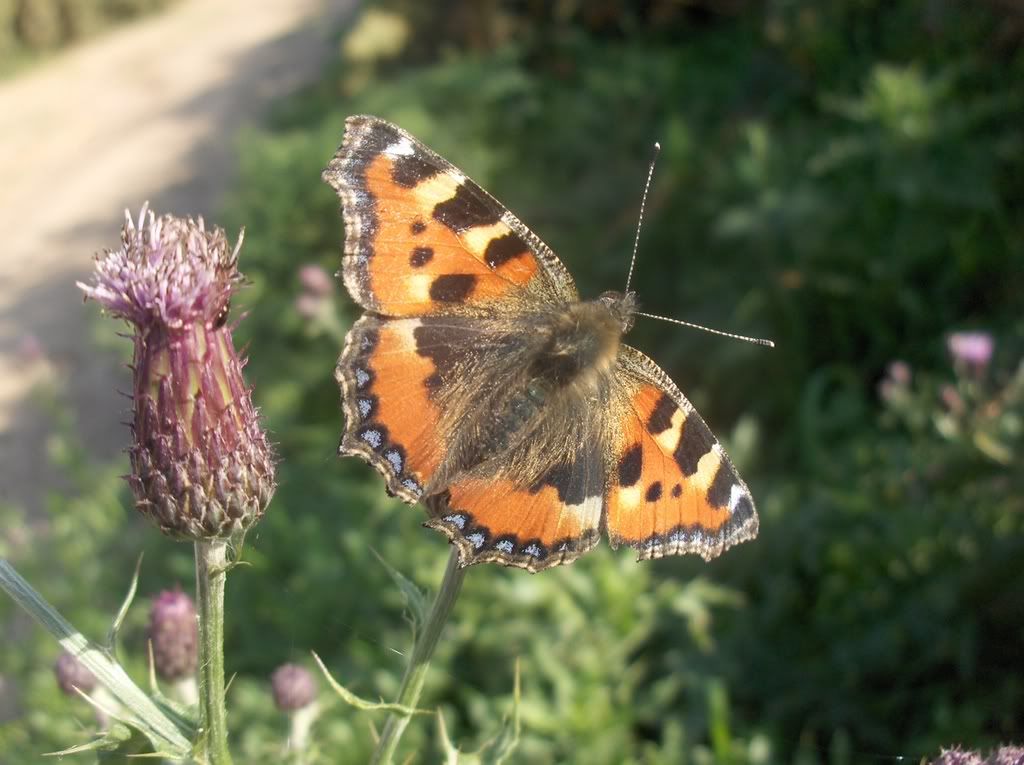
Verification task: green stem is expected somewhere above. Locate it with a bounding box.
[195,539,233,764]
[370,549,467,765]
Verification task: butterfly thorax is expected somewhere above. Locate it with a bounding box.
[445,292,636,480]
[530,291,636,388]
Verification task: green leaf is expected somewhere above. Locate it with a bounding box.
[106,553,143,656]
[437,659,522,765]
[312,652,428,715]
[0,559,192,758]
[371,548,427,630]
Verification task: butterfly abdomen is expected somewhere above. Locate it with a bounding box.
[454,300,625,469]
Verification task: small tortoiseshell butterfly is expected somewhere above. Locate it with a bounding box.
[323,115,758,572]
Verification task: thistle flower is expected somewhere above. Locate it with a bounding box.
[149,588,198,682]
[271,663,318,712]
[931,749,984,765]
[78,206,275,540]
[930,746,1024,765]
[54,651,97,696]
[986,747,1024,765]
[948,331,994,375]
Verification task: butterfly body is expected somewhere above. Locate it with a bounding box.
[325,116,758,572]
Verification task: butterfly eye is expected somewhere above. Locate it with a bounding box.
[597,291,636,333]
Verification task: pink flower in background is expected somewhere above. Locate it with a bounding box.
[298,264,334,297]
[54,651,97,696]
[947,331,994,372]
[295,293,323,319]
[271,663,318,712]
[149,588,198,682]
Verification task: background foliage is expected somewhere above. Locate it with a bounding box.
[2,1,1022,762]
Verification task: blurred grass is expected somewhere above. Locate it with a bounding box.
[2,1,1023,762]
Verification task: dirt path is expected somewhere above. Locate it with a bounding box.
[0,0,355,519]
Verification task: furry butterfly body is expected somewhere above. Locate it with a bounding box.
[324,116,758,572]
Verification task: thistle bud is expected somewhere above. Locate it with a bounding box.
[78,206,275,539]
[149,588,198,682]
[54,651,97,696]
[271,663,318,712]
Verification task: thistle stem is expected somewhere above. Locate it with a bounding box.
[370,549,466,765]
[195,539,233,764]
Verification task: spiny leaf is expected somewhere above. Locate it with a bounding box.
[107,553,144,656]
[371,548,427,629]
[312,652,428,715]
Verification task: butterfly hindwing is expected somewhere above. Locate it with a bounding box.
[339,313,502,501]
[323,115,577,317]
[605,345,758,561]
[425,440,605,572]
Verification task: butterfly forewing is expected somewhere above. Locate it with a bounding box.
[322,115,577,317]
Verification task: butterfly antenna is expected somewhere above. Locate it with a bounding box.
[625,141,661,294]
[635,310,775,348]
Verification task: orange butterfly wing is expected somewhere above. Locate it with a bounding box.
[424,443,605,572]
[605,346,758,560]
[328,116,579,503]
[323,115,576,317]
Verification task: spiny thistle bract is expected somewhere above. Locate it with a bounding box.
[78,206,275,540]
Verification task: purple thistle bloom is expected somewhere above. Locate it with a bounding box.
[931,748,984,765]
[54,651,97,696]
[149,588,198,681]
[78,206,275,539]
[947,331,995,370]
[985,747,1024,765]
[271,663,318,712]
[930,746,1024,765]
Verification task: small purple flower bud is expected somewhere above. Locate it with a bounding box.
[54,651,97,696]
[78,206,276,539]
[271,663,318,712]
[298,264,334,297]
[149,588,198,682]
[948,332,994,370]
